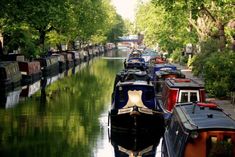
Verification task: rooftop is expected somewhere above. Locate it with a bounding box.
[175,103,235,131]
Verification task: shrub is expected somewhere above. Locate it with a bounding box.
[204,50,235,97]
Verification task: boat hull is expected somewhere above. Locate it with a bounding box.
[110,108,165,133]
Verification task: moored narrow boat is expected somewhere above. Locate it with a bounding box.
[162,102,235,157]
[109,79,165,132]
[0,61,22,90]
[18,61,42,85]
[160,78,205,112]
[36,56,60,77]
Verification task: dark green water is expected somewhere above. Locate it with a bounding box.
[0,50,125,157]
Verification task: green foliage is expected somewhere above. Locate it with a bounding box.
[1,0,126,56]
[3,24,40,57]
[136,2,198,52]
[203,50,235,97]
[170,48,182,63]
[191,38,220,76]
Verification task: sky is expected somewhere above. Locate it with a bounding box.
[111,0,149,22]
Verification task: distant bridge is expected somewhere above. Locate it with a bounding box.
[115,34,144,47]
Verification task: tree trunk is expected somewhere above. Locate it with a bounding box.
[39,29,46,54]
[217,22,226,51]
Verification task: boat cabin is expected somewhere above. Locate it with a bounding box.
[154,68,185,94]
[36,56,59,76]
[0,61,22,90]
[67,50,81,65]
[113,69,151,91]
[162,102,235,157]
[18,61,42,85]
[161,78,205,112]
[61,52,74,69]
[149,64,177,80]
[124,57,146,70]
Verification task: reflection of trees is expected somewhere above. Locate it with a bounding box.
[0,59,123,156]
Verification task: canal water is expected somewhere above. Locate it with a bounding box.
[0,49,162,157]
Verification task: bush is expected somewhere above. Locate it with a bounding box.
[204,50,235,97]
[191,39,219,75]
[170,48,182,63]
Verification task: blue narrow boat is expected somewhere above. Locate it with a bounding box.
[109,78,165,132]
[124,50,147,70]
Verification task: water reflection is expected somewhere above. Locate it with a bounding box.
[0,54,123,157]
[0,87,22,109]
[110,130,162,157]
[20,80,41,98]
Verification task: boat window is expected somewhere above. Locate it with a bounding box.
[179,90,199,103]
[190,92,198,102]
[181,92,188,103]
[206,136,233,157]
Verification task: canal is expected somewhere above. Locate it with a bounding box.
[0,49,162,157]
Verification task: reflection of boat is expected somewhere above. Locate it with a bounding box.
[0,61,22,90]
[72,65,80,75]
[41,74,60,89]
[0,87,21,108]
[20,80,41,97]
[162,102,235,157]
[109,78,165,132]
[110,129,162,157]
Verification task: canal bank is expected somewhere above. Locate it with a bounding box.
[173,63,235,120]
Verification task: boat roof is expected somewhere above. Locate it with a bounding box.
[165,78,204,88]
[117,80,152,87]
[174,102,235,131]
[153,64,177,70]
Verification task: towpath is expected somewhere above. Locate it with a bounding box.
[172,63,235,120]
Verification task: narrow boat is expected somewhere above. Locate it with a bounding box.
[61,52,74,69]
[154,67,185,94]
[1,54,25,61]
[36,56,60,77]
[162,102,235,157]
[148,63,177,80]
[160,78,205,112]
[52,54,66,73]
[109,79,165,132]
[80,49,88,61]
[0,61,22,90]
[67,50,81,65]
[113,69,151,91]
[18,61,42,85]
